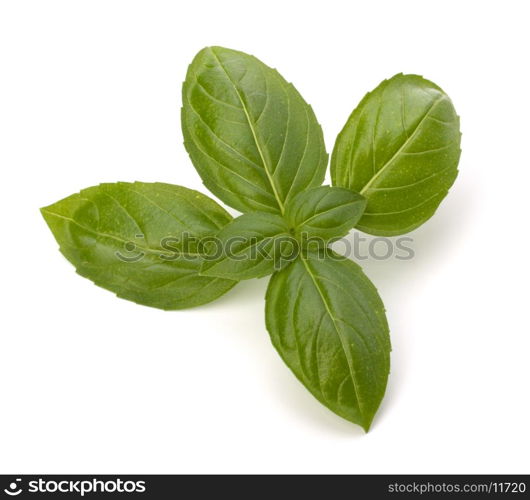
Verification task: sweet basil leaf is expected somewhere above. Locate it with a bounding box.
[182,46,328,214]
[200,212,294,280]
[331,73,461,236]
[285,185,366,243]
[265,249,390,430]
[40,48,462,431]
[41,182,237,310]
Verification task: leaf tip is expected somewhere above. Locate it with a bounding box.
[361,418,373,433]
[39,205,54,226]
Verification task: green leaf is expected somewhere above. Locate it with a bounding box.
[200,212,295,280]
[182,46,328,215]
[41,182,237,310]
[331,73,461,236]
[265,249,390,430]
[285,185,366,243]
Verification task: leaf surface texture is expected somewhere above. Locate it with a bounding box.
[331,74,461,235]
[266,250,390,430]
[41,182,237,309]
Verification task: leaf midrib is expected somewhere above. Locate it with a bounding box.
[209,47,285,214]
[300,255,366,424]
[360,94,445,195]
[42,209,203,258]
[297,199,361,228]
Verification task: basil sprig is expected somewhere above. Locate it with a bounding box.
[42,47,460,430]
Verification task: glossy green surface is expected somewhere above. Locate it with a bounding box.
[200,212,291,280]
[41,182,237,309]
[285,185,366,242]
[182,46,328,214]
[266,249,390,431]
[331,74,461,236]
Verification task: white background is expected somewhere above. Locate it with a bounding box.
[1,0,529,474]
